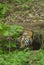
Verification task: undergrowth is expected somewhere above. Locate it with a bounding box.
[0,23,23,53]
[0,3,8,18]
[0,49,44,65]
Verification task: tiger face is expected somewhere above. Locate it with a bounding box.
[20,31,32,48]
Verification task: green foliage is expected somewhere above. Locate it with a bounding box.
[0,50,30,65]
[0,23,23,37]
[0,23,23,50]
[11,0,33,3]
[0,49,44,65]
[20,4,29,10]
[0,3,8,18]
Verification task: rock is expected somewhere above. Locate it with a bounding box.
[32,31,43,50]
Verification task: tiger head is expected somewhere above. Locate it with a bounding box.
[20,31,33,48]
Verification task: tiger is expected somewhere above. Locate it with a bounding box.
[16,31,42,50]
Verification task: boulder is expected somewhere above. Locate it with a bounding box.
[32,30,44,50]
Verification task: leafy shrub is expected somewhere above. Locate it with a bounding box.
[11,0,33,3]
[0,3,8,18]
[0,50,30,65]
[0,23,23,37]
[20,4,30,10]
[0,23,23,52]
[0,49,44,65]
